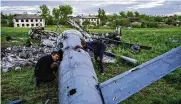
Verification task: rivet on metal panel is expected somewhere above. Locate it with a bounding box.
[113,97,117,101]
[67,86,69,89]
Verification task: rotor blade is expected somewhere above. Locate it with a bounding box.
[100,46,181,104]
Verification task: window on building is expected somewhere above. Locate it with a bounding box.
[26,19,28,22]
[27,24,29,27]
[36,19,38,22]
[31,24,34,26]
[31,19,33,22]
[16,19,18,22]
[40,19,42,22]
[36,24,38,26]
[21,19,24,22]
[17,24,19,27]
[22,24,24,27]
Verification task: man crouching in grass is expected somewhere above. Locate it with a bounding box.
[34,50,63,86]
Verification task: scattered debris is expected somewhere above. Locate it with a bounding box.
[8,99,23,104]
[169,38,179,43]
[68,19,151,51]
[121,55,137,65]
[28,27,59,47]
[44,99,50,104]
[1,46,52,72]
[1,20,145,73]
[15,66,21,71]
[104,51,138,65]
[103,55,117,63]
[131,44,141,53]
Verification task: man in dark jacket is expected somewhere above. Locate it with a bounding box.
[34,50,63,86]
[75,40,106,74]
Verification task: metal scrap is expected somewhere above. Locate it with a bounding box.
[28,27,59,47]
[1,46,52,72]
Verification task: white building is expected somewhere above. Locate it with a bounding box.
[13,13,45,27]
[74,15,100,26]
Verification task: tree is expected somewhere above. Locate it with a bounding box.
[7,14,14,27]
[141,21,147,28]
[40,4,50,25]
[98,8,102,19]
[82,19,90,27]
[127,11,134,17]
[97,8,107,26]
[154,16,162,22]
[139,14,147,21]
[1,12,8,19]
[58,5,73,25]
[119,11,126,17]
[52,8,60,24]
[47,15,54,25]
[59,5,73,19]
[173,14,179,20]
[165,17,174,25]
[134,11,140,17]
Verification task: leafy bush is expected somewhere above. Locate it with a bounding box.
[146,22,159,28]
[131,23,141,28]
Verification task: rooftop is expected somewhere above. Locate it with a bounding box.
[76,15,98,19]
[14,14,42,19]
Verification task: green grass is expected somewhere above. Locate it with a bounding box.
[1,26,181,104]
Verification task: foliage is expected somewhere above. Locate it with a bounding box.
[82,19,90,27]
[119,11,126,18]
[1,19,8,27]
[52,5,73,25]
[2,5,181,28]
[59,5,73,19]
[98,8,107,26]
[111,18,130,28]
[126,11,134,17]
[146,22,159,28]
[134,11,140,17]
[52,8,60,24]
[39,4,50,25]
[131,23,141,28]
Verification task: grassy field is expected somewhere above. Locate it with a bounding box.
[1,26,181,104]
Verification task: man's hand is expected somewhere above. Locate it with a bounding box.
[50,64,54,68]
[74,45,82,50]
[51,62,59,69]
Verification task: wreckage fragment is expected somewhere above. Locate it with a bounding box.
[1,46,52,72]
[28,27,59,47]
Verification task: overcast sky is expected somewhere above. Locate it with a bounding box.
[1,0,181,16]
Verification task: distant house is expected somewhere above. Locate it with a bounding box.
[74,15,100,26]
[13,13,45,27]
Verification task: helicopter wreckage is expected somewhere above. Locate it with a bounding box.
[1,19,144,72]
[1,19,181,104]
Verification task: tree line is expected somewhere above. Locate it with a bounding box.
[1,4,73,27]
[1,4,181,28]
